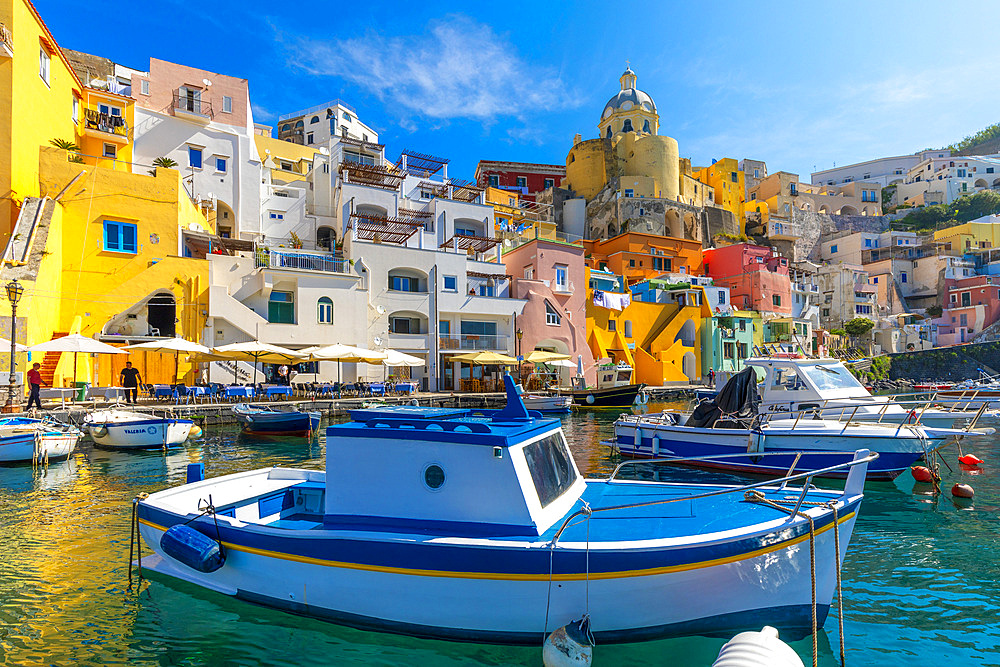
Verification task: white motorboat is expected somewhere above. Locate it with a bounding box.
[85,408,193,449]
[135,376,875,644]
[743,357,978,428]
[0,417,82,464]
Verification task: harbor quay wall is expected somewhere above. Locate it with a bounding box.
[885,341,1000,381]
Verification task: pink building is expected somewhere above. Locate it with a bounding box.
[703,244,792,315]
[131,58,252,130]
[503,239,595,385]
[938,276,1000,344]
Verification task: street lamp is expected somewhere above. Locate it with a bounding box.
[3,279,24,413]
[515,327,524,385]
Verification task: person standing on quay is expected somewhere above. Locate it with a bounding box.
[26,362,46,410]
[120,362,143,404]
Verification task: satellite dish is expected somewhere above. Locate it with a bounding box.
[376,305,386,315]
[190,222,204,232]
[203,78,213,87]
[373,336,383,346]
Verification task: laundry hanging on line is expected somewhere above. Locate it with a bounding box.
[592,289,630,311]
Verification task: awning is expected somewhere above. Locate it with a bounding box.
[467,270,511,280]
[183,230,255,256]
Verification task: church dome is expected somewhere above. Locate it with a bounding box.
[601,67,656,119]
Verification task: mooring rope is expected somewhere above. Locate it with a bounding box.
[825,500,846,667]
[744,490,819,667]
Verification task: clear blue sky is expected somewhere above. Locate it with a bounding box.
[37,0,1000,182]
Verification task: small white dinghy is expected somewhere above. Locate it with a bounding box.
[0,417,82,464]
[516,385,573,414]
[85,407,193,450]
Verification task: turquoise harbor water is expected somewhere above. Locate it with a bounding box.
[2,405,999,666]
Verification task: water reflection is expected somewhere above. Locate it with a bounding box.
[0,410,997,665]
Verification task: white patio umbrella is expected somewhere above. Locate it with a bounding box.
[0,336,29,353]
[205,341,305,385]
[28,333,128,387]
[124,337,211,383]
[306,344,388,383]
[549,359,577,368]
[379,349,425,382]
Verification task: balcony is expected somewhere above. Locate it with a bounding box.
[172,91,213,122]
[83,109,129,144]
[439,334,510,352]
[768,221,801,241]
[386,332,430,351]
[254,247,348,274]
[0,23,12,58]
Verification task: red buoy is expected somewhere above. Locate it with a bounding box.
[911,466,934,483]
[952,483,975,499]
[959,454,983,466]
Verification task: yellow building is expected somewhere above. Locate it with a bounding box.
[484,185,559,242]
[255,134,316,185]
[78,86,134,170]
[695,158,746,225]
[1,147,213,386]
[586,268,710,383]
[0,0,83,239]
[933,218,1000,254]
[563,68,680,203]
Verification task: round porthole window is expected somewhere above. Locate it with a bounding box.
[423,464,446,490]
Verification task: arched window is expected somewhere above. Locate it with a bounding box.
[280,124,291,133]
[642,119,651,133]
[605,126,612,139]
[622,119,633,132]
[310,115,320,124]
[295,120,304,128]
[317,297,333,324]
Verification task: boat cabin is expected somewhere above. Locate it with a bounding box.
[325,399,586,537]
[746,357,874,410]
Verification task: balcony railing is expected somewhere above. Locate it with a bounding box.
[0,22,12,56]
[439,334,510,351]
[172,91,213,119]
[768,221,801,240]
[84,109,128,137]
[254,247,347,274]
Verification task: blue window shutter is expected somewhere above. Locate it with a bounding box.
[122,224,137,253]
[104,221,119,251]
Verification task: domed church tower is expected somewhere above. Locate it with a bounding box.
[597,66,659,139]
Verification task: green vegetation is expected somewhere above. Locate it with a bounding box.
[881,184,896,211]
[869,355,892,380]
[49,138,84,163]
[894,190,1000,232]
[945,122,1000,154]
[830,328,848,337]
[926,305,943,318]
[714,232,750,244]
[844,317,875,338]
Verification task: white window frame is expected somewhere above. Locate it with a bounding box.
[443,275,458,292]
[140,79,150,95]
[215,157,228,174]
[102,143,117,159]
[222,95,233,113]
[545,301,561,326]
[524,265,534,280]
[554,264,569,291]
[39,47,50,86]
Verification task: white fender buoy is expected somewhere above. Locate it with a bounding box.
[712,626,804,667]
[586,395,595,405]
[542,616,593,667]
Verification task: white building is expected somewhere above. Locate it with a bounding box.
[896,154,1000,206]
[128,58,262,240]
[811,149,950,188]
[276,100,378,147]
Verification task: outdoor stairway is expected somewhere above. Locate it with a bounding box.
[39,332,68,386]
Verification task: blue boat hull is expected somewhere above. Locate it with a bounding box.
[614,431,920,480]
[237,412,321,435]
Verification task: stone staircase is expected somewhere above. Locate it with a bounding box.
[39,332,68,385]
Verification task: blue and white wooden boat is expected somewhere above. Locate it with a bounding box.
[0,417,81,464]
[85,408,193,450]
[612,412,965,480]
[233,404,320,435]
[135,376,873,644]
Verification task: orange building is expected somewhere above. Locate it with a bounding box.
[583,232,703,285]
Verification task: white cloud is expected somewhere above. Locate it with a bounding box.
[291,15,580,126]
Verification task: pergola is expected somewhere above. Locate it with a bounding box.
[397,149,449,177]
[338,162,405,191]
[350,213,426,244]
[449,178,483,203]
[182,230,255,258]
[439,234,502,253]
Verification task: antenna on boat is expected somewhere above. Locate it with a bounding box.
[493,374,531,422]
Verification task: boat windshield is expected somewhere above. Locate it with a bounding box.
[522,432,577,508]
[800,364,867,392]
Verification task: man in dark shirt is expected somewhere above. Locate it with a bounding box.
[26,362,45,410]
[119,362,142,404]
